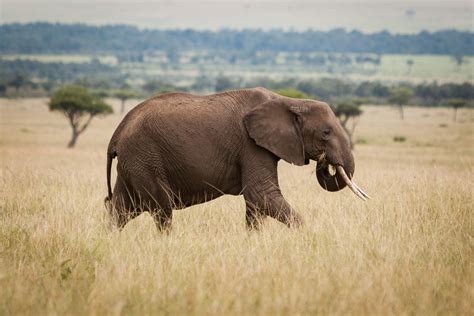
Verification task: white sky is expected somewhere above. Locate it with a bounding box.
[1,0,473,33]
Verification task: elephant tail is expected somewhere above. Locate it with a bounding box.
[105,150,117,207]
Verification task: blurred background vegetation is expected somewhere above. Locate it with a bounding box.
[0,24,472,108]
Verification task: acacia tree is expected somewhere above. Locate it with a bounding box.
[115,89,138,114]
[406,59,414,74]
[447,98,466,122]
[388,87,413,120]
[451,52,464,71]
[332,100,363,149]
[49,85,113,148]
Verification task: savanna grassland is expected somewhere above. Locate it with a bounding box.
[3,53,473,84]
[0,98,473,315]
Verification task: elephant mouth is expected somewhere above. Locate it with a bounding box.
[315,154,370,201]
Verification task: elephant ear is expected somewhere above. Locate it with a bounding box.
[243,99,305,166]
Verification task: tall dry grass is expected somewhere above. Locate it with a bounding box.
[1,98,473,315]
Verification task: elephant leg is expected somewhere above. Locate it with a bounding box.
[244,191,302,228]
[263,193,303,228]
[151,207,173,232]
[242,157,303,229]
[132,178,174,232]
[111,174,140,229]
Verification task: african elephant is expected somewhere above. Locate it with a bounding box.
[105,87,369,230]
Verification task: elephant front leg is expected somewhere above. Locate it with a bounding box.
[241,156,303,229]
[244,190,303,229]
[263,193,303,228]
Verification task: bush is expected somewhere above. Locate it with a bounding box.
[393,136,407,142]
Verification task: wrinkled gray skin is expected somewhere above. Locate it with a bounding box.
[105,87,354,230]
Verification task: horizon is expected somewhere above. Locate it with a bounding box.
[1,21,472,36]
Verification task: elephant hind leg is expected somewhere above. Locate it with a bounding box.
[135,195,173,232]
[116,155,174,232]
[151,207,173,232]
[111,174,140,229]
[131,179,174,232]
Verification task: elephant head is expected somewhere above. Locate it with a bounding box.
[244,96,369,200]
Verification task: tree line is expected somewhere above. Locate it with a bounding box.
[1,23,472,55]
[0,59,120,84]
[240,77,474,106]
[2,69,472,108]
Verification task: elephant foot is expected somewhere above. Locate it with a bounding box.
[287,212,304,228]
[152,209,173,233]
[273,210,304,228]
[246,215,265,231]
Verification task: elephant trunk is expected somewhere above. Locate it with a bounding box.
[314,151,370,200]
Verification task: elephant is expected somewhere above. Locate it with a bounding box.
[105,87,369,231]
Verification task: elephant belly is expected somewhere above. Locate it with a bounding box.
[171,186,241,209]
[172,192,222,209]
[167,164,242,209]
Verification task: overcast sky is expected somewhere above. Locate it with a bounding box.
[1,0,472,33]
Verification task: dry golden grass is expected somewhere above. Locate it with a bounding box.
[1,98,473,315]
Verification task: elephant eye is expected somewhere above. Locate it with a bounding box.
[322,128,331,139]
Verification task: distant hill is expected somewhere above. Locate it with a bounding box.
[1,23,473,55]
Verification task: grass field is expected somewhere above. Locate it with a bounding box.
[96,53,474,84]
[1,54,118,66]
[377,54,474,83]
[0,98,473,314]
[3,53,473,84]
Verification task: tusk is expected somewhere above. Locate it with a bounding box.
[328,164,336,176]
[352,181,371,199]
[335,166,367,201]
